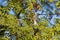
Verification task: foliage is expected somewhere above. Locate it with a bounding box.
[0,0,60,40]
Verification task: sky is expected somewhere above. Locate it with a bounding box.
[0,0,8,6]
[0,0,60,27]
[9,8,15,15]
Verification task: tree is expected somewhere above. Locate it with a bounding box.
[0,0,60,40]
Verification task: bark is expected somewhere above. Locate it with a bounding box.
[33,12,38,25]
